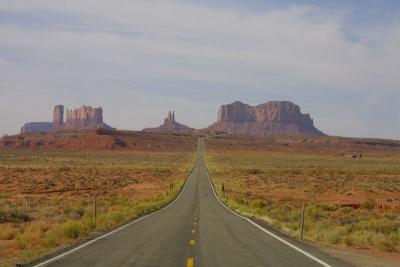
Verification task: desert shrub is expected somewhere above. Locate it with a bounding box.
[306,221,331,242]
[360,231,397,252]
[339,207,353,215]
[30,220,51,234]
[285,222,300,231]
[342,236,354,247]
[244,168,264,175]
[269,204,301,224]
[251,199,266,209]
[0,208,32,223]
[104,207,129,227]
[355,218,397,234]
[363,198,376,210]
[15,231,34,249]
[62,220,81,239]
[13,220,51,248]
[324,227,347,245]
[306,205,325,221]
[64,206,86,219]
[57,167,71,172]
[339,216,357,225]
[0,223,16,240]
[387,231,400,242]
[40,226,64,248]
[350,230,395,250]
[108,193,133,206]
[320,204,337,212]
[233,195,247,205]
[81,217,96,234]
[377,240,398,252]
[349,230,373,247]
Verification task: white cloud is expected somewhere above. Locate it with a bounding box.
[0,0,399,138]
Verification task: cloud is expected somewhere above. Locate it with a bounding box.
[0,0,399,138]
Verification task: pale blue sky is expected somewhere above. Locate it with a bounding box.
[0,0,399,139]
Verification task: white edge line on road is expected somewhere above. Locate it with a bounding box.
[201,148,333,267]
[33,153,199,267]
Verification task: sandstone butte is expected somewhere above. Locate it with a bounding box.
[207,101,324,136]
[20,105,114,133]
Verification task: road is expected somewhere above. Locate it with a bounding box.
[32,138,349,267]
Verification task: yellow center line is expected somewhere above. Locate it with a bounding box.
[190,239,196,246]
[187,257,194,267]
[192,229,196,234]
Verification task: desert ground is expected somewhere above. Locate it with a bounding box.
[1,131,399,266]
[205,135,400,266]
[0,130,197,266]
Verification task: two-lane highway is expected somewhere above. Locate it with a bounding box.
[32,138,349,267]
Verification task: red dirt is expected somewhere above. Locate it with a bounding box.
[0,129,198,151]
[206,134,400,157]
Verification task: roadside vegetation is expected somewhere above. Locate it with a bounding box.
[205,145,400,255]
[0,149,195,267]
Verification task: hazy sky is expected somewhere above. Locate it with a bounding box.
[1,0,399,139]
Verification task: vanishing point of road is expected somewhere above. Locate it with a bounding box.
[32,138,349,267]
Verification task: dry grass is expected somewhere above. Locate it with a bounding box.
[0,224,16,240]
[0,148,196,266]
[205,135,400,255]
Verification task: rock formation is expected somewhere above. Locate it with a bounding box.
[207,101,324,136]
[62,106,112,130]
[20,105,114,133]
[20,122,53,134]
[143,111,193,132]
[52,105,64,128]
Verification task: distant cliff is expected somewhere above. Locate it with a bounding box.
[59,106,113,130]
[21,122,53,134]
[207,101,324,136]
[20,105,114,133]
[143,111,193,132]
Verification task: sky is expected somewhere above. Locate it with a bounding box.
[0,0,399,139]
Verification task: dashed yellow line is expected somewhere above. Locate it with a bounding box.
[187,257,194,267]
[188,208,197,267]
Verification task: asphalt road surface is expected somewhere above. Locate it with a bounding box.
[32,138,350,267]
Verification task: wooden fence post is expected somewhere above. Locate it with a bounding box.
[300,204,305,240]
[93,195,97,224]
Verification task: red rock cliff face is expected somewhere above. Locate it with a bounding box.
[62,106,112,130]
[52,105,64,127]
[20,105,114,133]
[209,101,324,136]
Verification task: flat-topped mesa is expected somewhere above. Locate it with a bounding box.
[20,105,114,133]
[21,122,53,134]
[144,111,193,132]
[209,101,324,136]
